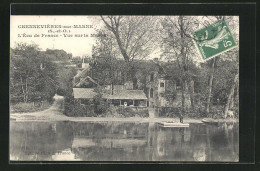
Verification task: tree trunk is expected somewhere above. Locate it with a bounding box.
[130,66,138,90]
[20,74,26,103]
[188,80,195,110]
[205,57,217,114]
[108,22,138,89]
[224,73,239,118]
[114,33,130,63]
[25,77,28,102]
[179,16,187,114]
[234,81,239,109]
[180,78,185,113]
[184,80,188,91]
[229,93,234,109]
[110,54,114,95]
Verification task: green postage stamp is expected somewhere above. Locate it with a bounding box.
[193,19,237,61]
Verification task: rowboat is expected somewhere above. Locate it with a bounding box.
[201,118,219,125]
[158,121,189,127]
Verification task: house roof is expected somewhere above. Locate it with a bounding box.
[74,76,99,88]
[74,68,91,78]
[105,90,147,100]
[73,88,97,99]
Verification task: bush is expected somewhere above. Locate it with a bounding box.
[158,107,207,118]
[71,104,86,117]
[65,103,97,117]
[96,104,107,114]
[116,107,149,117]
[158,107,180,118]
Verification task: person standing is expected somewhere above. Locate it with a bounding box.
[179,112,183,123]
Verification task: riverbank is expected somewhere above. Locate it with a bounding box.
[10,94,238,123]
[10,112,238,123]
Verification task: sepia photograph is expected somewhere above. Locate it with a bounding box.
[10,15,239,162]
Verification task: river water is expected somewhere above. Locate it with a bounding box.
[10,121,239,162]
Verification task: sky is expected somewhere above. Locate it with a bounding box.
[10,16,102,57]
[10,15,238,62]
[10,15,164,59]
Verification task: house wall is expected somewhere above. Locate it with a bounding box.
[158,79,166,93]
[146,72,160,107]
[82,63,90,69]
[146,72,177,107]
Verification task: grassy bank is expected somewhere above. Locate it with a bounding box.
[10,111,238,123]
[10,101,52,113]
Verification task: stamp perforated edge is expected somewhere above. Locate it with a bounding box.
[192,19,238,62]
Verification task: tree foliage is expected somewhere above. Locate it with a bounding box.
[100,16,159,62]
[10,43,57,102]
[10,43,74,103]
[100,16,160,89]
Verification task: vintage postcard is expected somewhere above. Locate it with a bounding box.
[10,15,239,162]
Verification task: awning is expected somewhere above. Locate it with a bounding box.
[105,90,147,100]
[73,88,147,100]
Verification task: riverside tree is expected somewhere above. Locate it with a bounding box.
[160,16,200,113]
[10,43,57,103]
[92,29,117,89]
[100,16,159,89]
[160,16,239,117]
[202,16,239,116]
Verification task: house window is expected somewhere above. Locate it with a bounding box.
[150,73,154,82]
[150,88,154,98]
[160,82,165,87]
[80,99,88,105]
[117,71,123,83]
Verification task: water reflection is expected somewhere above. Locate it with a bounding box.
[10,121,239,162]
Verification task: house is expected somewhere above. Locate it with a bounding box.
[82,57,92,69]
[73,75,99,88]
[72,59,147,107]
[73,85,147,107]
[72,56,187,109]
[105,87,147,107]
[73,88,96,105]
[72,62,99,105]
[145,59,178,108]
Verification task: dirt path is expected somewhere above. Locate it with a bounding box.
[10,94,67,120]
